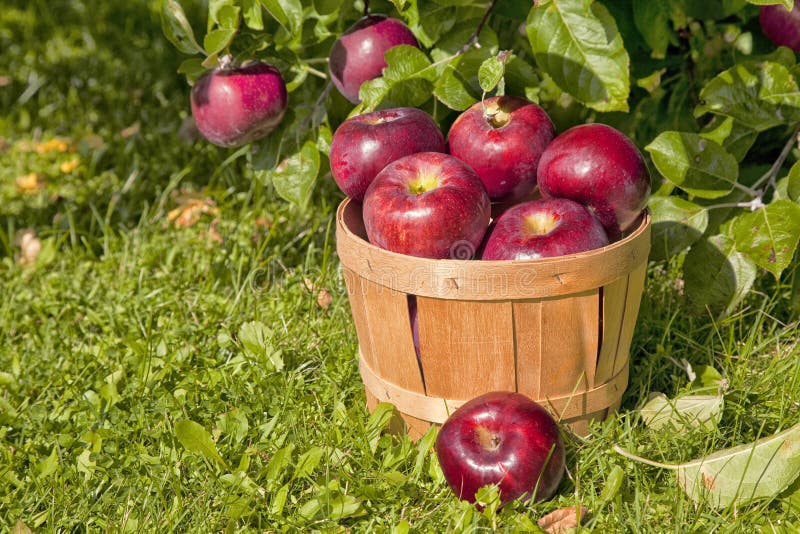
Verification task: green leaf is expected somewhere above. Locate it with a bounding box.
[366,402,399,453]
[648,196,709,262]
[203,28,237,56]
[599,465,625,503]
[478,52,508,93]
[632,0,671,58]
[700,116,758,163]
[787,161,800,202]
[208,2,240,29]
[294,446,325,479]
[175,420,227,469]
[177,58,206,82]
[37,448,59,479]
[358,45,435,111]
[645,132,739,199]
[265,443,295,484]
[640,393,724,432]
[241,0,264,30]
[527,0,630,112]
[695,62,800,132]
[677,422,800,508]
[684,234,757,315]
[272,140,320,208]
[747,0,794,8]
[238,320,284,371]
[434,63,478,110]
[726,200,800,278]
[260,0,302,34]
[161,0,205,55]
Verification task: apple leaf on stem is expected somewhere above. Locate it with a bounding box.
[271,140,320,209]
[646,132,739,199]
[614,421,800,509]
[161,0,205,56]
[746,0,794,10]
[648,196,709,262]
[527,0,630,112]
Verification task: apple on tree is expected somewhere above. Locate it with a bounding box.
[435,391,565,506]
[330,107,446,201]
[447,95,555,202]
[190,61,288,148]
[362,152,490,259]
[328,15,419,104]
[760,1,800,52]
[480,198,609,260]
[537,123,650,240]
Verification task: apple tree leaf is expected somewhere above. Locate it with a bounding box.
[648,196,709,262]
[527,0,630,112]
[434,63,479,111]
[640,393,723,432]
[271,141,320,209]
[683,234,757,315]
[632,0,671,58]
[700,116,759,163]
[259,0,303,34]
[241,0,264,30]
[695,62,800,132]
[746,0,794,8]
[725,200,800,278]
[207,1,240,30]
[161,0,205,55]
[645,132,739,199]
[175,420,227,469]
[787,161,800,202]
[358,45,435,111]
[204,28,237,56]
[477,52,508,94]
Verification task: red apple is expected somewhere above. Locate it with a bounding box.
[190,61,288,148]
[329,15,419,104]
[362,152,490,259]
[537,123,650,240]
[480,198,609,260]
[447,95,555,202]
[330,107,445,201]
[760,1,800,52]
[435,391,565,505]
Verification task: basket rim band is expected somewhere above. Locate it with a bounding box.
[358,348,629,424]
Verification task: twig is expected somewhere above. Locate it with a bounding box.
[752,124,800,191]
[704,198,765,212]
[457,0,499,54]
[363,0,369,17]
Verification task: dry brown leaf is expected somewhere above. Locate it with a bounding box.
[34,138,71,154]
[317,289,333,309]
[167,198,219,228]
[120,122,141,138]
[15,229,41,266]
[83,134,106,150]
[15,173,43,193]
[304,277,317,292]
[0,75,11,87]
[60,158,80,174]
[207,219,223,244]
[537,505,588,534]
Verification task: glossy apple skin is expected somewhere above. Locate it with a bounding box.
[330,107,446,201]
[448,96,555,202]
[435,391,565,505]
[190,62,287,148]
[760,1,800,52]
[480,198,609,260]
[329,15,419,103]
[537,123,650,240]
[362,152,490,259]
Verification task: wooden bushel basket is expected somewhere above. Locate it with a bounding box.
[336,198,651,438]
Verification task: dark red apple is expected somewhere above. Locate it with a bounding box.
[435,391,565,505]
[328,15,419,103]
[480,198,608,260]
[362,152,490,259]
[330,107,445,201]
[760,1,800,52]
[190,61,288,148]
[447,95,555,202]
[537,123,650,240]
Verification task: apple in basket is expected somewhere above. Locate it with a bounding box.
[362,152,491,259]
[435,391,565,505]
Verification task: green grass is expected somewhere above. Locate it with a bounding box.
[1,1,800,532]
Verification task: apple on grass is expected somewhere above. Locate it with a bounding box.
[480,198,609,260]
[447,95,555,202]
[537,123,650,240]
[760,1,800,52]
[362,152,490,259]
[330,107,445,201]
[435,391,565,506]
[190,61,287,148]
[328,15,419,104]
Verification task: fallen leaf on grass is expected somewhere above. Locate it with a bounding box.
[207,219,223,243]
[59,157,80,174]
[639,393,723,431]
[167,197,219,228]
[537,505,588,533]
[120,122,141,138]
[11,521,33,534]
[15,229,41,266]
[316,289,333,309]
[15,173,43,193]
[34,138,71,154]
[613,421,800,509]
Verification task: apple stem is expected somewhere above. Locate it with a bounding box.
[219,54,234,70]
[363,0,370,17]
[751,123,800,193]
